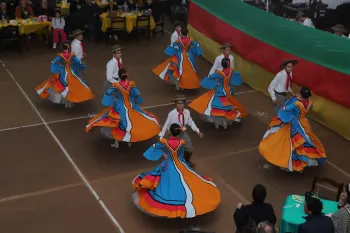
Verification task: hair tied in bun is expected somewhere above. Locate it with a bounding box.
[175,128,181,134]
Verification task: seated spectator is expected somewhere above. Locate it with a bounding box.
[15,0,35,19]
[298,195,334,233]
[331,183,350,233]
[104,0,118,13]
[127,0,137,11]
[1,1,12,20]
[295,11,315,28]
[116,0,125,10]
[36,0,54,18]
[234,184,277,233]
[256,221,276,233]
[331,24,348,37]
[142,0,160,22]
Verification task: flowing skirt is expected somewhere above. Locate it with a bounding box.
[132,157,220,218]
[259,115,327,172]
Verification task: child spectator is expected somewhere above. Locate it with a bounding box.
[51,9,67,49]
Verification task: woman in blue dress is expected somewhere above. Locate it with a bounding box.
[189,58,248,129]
[132,123,221,218]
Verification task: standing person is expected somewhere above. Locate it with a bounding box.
[153,28,203,91]
[51,9,67,49]
[86,69,160,148]
[104,45,123,92]
[35,42,94,108]
[331,183,350,233]
[71,29,86,79]
[132,123,220,219]
[259,87,327,172]
[268,59,297,114]
[170,21,182,44]
[159,95,204,168]
[209,43,234,75]
[189,58,248,129]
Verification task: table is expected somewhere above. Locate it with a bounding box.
[100,12,155,34]
[0,20,50,35]
[279,195,338,233]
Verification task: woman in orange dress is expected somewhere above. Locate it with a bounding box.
[132,123,220,218]
[152,28,203,91]
[35,43,94,108]
[189,58,248,129]
[259,87,327,172]
[86,69,161,148]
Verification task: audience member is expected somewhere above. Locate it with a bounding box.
[331,183,350,233]
[331,24,348,37]
[82,0,102,42]
[52,9,67,49]
[256,221,276,233]
[104,0,118,13]
[1,1,11,20]
[126,0,137,11]
[234,184,277,233]
[142,0,160,22]
[295,11,315,28]
[36,0,54,17]
[15,0,35,19]
[298,195,334,233]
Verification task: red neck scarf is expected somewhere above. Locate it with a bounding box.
[119,79,129,89]
[80,40,84,54]
[177,109,185,126]
[176,30,181,36]
[62,51,70,60]
[285,71,292,90]
[223,53,229,59]
[181,37,190,46]
[223,68,230,76]
[117,58,122,69]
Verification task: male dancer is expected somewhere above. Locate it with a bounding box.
[104,45,123,92]
[170,21,183,44]
[268,59,298,113]
[209,43,234,75]
[159,95,204,168]
[71,29,86,78]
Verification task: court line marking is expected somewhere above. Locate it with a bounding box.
[0,60,125,233]
[0,90,258,133]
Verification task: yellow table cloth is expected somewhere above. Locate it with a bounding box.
[0,20,51,35]
[100,13,155,33]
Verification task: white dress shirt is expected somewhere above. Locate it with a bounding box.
[302,18,315,28]
[209,54,234,75]
[52,17,65,29]
[171,30,181,44]
[159,108,199,138]
[71,39,83,60]
[268,70,293,101]
[106,57,122,83]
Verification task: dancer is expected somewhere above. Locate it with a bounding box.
[35,42,94,108]
[71,29,86,79]
[268,59,297,114]
[170,21,182,44]
[152,28,203,91]
[86,69,160,148]
[159,95,203,168]
[259,87,326,172]
[132,123,220,218]
[104,45,123,92]
[209,43,234,75]
[189,58,248,129]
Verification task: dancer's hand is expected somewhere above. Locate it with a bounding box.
[84,53,87,58]
[197,132,204,139]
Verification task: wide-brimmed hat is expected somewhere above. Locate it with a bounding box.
[112,45,124,53]
[71,29,84,37]
[281,59,298,68]
[331,24,347,32]
[295,11,305,19]
[172,95,189,103]
[220,43,233,49]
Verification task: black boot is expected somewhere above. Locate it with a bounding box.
[184,151,195,168]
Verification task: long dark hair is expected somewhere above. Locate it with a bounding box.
[169,123,181,136]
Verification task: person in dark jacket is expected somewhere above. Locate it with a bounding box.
[103,0,117,13]
[234,184,277,232]
[142,0,160,22]
[298,196,334,233]
[82,0,102,42]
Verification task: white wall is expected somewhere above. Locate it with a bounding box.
[292,0,349,9]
